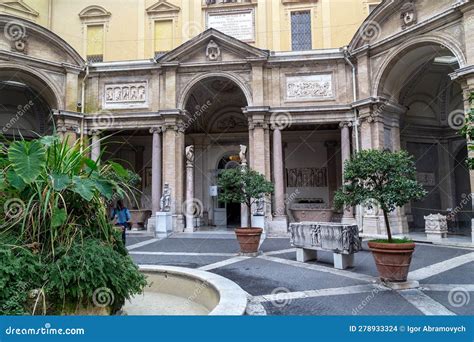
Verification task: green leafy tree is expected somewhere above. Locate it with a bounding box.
[217,167,274,228]
[461,91,474,169]
[334,149,426,242]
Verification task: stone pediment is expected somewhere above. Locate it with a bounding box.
[146,0,180,15]
[157,28,269,65]
[79,5,111,20]
[0,0,38,17]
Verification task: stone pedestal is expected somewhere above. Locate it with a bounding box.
[296,248,317,262]
[147,216,156,235]
[156,212,172,239]
[424,213,448,240]
[251,215,265,230]
[333,253,354,269]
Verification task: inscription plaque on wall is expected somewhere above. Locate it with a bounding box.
[103,82,148,109]
[207,10,255,42]
[286,167,328,188]
[417,172,436,187]
[286,74,333,100]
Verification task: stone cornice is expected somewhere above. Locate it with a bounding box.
[350,2,465,58]
[450,65,474,81]
[0,50,83,73]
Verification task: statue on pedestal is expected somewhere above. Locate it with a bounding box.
[239,145,247,166]
[186,145,194,167]
[160,183,171,212]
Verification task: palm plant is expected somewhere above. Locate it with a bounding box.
[0,135,146,314]
[0,135,138,256]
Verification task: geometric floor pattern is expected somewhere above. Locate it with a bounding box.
[126,235,474,316]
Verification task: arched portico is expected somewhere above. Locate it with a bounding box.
[360,37,471,238]
[0,65,62,138]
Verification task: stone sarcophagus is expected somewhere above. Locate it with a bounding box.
[289,222,361,269]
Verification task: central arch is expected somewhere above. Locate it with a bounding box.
[178,72,253,110]
[182,74,250,230]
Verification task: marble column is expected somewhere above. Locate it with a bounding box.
[90,130,101,163]
[185,145,195,232]
[241,147,249,228]
[272,128,285,218]
[340,122,355,224]
[150,127,162,216]
[325,141,338,207]
[161,119,186,231]
[461,81,474,242]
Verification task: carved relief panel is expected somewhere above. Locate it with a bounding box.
[103,81,148,109]
[285,73,334,101]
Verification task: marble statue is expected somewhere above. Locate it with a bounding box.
[185,145,194,165]
[239,145,247,166]
[160,183,171,212]
[255,197,265,216]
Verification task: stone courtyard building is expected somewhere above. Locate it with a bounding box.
[0,0,473,242]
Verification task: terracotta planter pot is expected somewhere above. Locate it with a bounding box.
[235,228,263,254]
[368,241,415,282]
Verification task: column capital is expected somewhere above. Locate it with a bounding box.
[339,121,353,129]
[161,123,181,132]
[86,129,101,136]
[150,126,162,134]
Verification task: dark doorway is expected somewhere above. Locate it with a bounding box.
[226,202,241,228]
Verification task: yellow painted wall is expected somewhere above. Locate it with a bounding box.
[1,0,378,61]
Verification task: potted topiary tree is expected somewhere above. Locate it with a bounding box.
[334,149,426,282]
[218,167,274,254]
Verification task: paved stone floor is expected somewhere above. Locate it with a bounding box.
[126,234,474,316]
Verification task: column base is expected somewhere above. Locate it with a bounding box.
[147,216,156,236]
[267,216,288,237]
[184,224,196,233]
[172,214,185,233]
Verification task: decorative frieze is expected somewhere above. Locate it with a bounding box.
[286,74,333,101]
[286,167,327,188]
[103,82,148,109]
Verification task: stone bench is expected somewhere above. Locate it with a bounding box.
[289,222,361,269]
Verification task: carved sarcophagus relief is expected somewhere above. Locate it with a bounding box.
[290,222,361,255]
